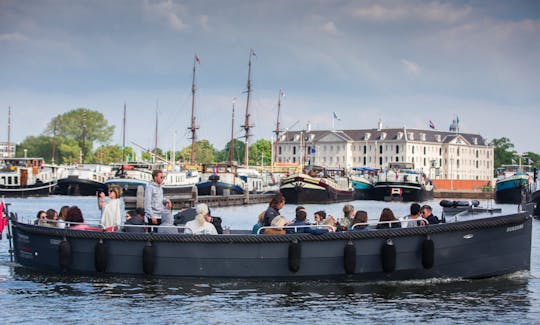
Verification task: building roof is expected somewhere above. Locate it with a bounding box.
[279,128,490,146]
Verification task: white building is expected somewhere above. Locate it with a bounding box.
[0,142,16,158]
[274,123,493,181]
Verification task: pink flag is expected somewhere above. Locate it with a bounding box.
[0,201,7,240]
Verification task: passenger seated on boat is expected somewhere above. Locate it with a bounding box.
[34,210,47,226]
[158,198,177,234]
[313,210,326,224]
[65,206,98,231]
[45,209,58,227]
[376,208,402,229]
[57,205,69,229]
[207,208,224,234]
[251,211,265,234]
[351,210,370,231]
[185,203,218,235]
[322,215,338,229]
[402,203,424,227]
[420,205,440,225]
[287,210,332,234]
[264,216,289,235]
[338,204,355,231]
[123,208,146,233]
[263,193,286,227]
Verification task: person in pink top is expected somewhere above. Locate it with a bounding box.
[65,206,96,231]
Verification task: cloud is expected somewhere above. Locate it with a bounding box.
[401,59,420,75]
[320,21,338,34]
[143,0,188,32]
[0,32,28,42]
[199,15,209,30]
[351,2,471,24]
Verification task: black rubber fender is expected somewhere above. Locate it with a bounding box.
[288,239,301,273]
[344,241,356,274]
[381,239,396,273]
[422,237,435,269]
[143,241,155,275]
[59,238,72,271]
[94,239,108,272]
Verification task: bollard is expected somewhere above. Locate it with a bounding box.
[191,185,198,204]
[211,185,216,196]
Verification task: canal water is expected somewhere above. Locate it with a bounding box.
[0,197,538,324]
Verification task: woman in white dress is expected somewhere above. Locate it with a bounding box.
[185,203,217,235]
[97,185,125,231]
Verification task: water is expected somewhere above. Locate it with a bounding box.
[1,196,539,324]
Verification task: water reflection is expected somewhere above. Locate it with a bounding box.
[7,266,535,323]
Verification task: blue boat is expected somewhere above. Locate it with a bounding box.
[495,164,533,204]
[350,167,378,200]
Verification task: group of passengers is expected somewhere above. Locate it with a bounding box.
[33,169,221,235]
[253,193,443,235]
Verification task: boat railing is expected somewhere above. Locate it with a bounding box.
[256,224,335,234]
[350,218,430,230]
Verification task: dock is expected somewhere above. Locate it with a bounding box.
[124,193,275,210]
[433,190,494,200]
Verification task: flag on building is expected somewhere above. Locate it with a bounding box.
[333,112,341,121]
[428,120,435,129]
[250,48,256,57]
[195,54,200,64]
[529,158,535,164]
[511,159,517,164]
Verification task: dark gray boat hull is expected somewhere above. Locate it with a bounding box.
[10,213,531,280]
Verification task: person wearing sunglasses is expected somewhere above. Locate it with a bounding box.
[144,169,165,230]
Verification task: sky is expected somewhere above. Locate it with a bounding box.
[1,0,540,156]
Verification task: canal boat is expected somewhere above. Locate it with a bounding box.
[0,158,57,197]
[197,164,245,196]
[494,164,533,204]
[279,165,355,204]
[54,164,112,196]
[350,167,377,200]
[373,162,434,202]
[3,203,532,280]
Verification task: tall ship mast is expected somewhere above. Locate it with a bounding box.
[188,54,200,165]
[154,101,158,163]
[273,89,284,164]
[241,49,256,167]
[7,106,11,158]
[229,98,236,166]
[122,102,127,161]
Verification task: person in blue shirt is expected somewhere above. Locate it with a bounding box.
[287,210,332,234]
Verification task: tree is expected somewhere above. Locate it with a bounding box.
[524,152,540,168]
[16,135,54,161]
[490,137,516,170]
[215,139,244,164]
[44,108,114,163]
[179,140,216,164]
[94,145,136,164]
[248,139,272,166]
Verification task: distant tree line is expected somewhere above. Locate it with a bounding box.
[15,108,272,166]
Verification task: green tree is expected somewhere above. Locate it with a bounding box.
[44,108,114,163]
[16,135,54,161]
[179,140,216,164]
[490,137,517,170]
[249,139,272,166]
[215,139,245,164]
[524,152,540,168]
[93,145,136,164]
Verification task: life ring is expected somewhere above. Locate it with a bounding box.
[288,239,301,273]
[381,239,396,273]
[94,239,108,272]
[142,241,155,275]
[422,237,435,269]
[344,241,356,274]
[59,238,72,271]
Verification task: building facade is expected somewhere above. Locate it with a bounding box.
[274,126,493,181]
[0,142,16,159]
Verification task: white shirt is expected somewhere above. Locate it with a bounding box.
[185,220,218,235]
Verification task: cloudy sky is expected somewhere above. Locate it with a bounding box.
[1,0,539,155]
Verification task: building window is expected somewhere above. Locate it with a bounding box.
[396,145,399,154]
[439,148,442,156]
[423,157,426,166]
[363,145,367,154]
[423,147,426,155]
[293,146,296,155]
[363,157,366,165]
[279,146,282,155]
[395,156,399,162]
[379,145,383,154]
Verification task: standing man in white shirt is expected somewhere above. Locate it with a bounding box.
[144,169,165,231]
